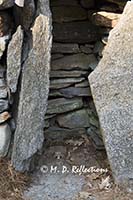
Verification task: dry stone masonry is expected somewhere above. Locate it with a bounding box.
[0,0,52,171]
[44,0,127,149]
[0,1,132,194]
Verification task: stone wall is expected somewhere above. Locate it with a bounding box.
[0,0,128,171]
[0,0,52,171]
[44,0,125,149]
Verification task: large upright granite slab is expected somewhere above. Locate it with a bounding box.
[89,2,133,192]
[11,0,52,171]
[7,26,23,93]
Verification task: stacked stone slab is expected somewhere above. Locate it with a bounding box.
[44,0,126,149]
[0,0,52,172]
[0,1,13,157]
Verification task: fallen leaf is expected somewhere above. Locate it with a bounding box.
[99,176,111,190]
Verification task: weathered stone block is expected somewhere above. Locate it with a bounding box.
[47,97,83,114]
[0,35,9,58]
[87,127,104,150]
[11,0,52,171]
[7,26,23,93]
[59,87,91,98]
[57,109,90,129]
[0,88,7,98]
[0,123,11,157]
[51,53,97,71]
[92,11,121,28]
[53,22,99,43]
[75,80,89,88]
[89,2,133,192]
[105,0,127,9]
[0,66,5,78]
[52,54,64,60]
[52,43,80,54]
[0,111,10,124]
[0,11,12,36]
[0,99,8,113]
[52,6,87,22]
[0,12,12,58]
[50,77,85,85]
[80,44,93,54]
[45,127,86,141]
[0,78,6,87]
[50,70,87,78]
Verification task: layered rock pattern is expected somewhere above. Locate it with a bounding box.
[44,0,126,150]
[0,0,130,175]
[0,4,13,157]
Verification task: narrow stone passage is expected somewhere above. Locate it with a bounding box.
[24,1,132,200]
[0,1,132,199]
[24,135,108,200]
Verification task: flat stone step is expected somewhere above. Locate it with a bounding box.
[50,70,88,78]
[51,53,97,71]
[53,22,99,43]
[47,97,83,115]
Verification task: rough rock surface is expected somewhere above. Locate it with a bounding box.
[11,0,52,171]
[92,11,121,28]
[52,43,80,54]
[14,0,35,30]
[59,87,91,98]
[53,22,99,43]
[44,127,86,141]
[0,11,12,58]
[0,35,9,58]
[52,6,87,22]
[0,87,7,98]
[50,70,87,78]
[0,99,8,112]
[50,77,85,85]
[0,0,13,10]
[7,26,23,93]
[89,2,133,192]
[106,0,127,9]
[0,78,5,86]
[47,98,83,114]
[0,111,10,124]
[57,109,90,129]
[0,66,5,78]
[52,54,97,71]
[0,11,12,36]
[0,123,11,157]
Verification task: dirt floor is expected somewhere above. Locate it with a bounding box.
[24,135,132,200]
[0,134,132,200]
